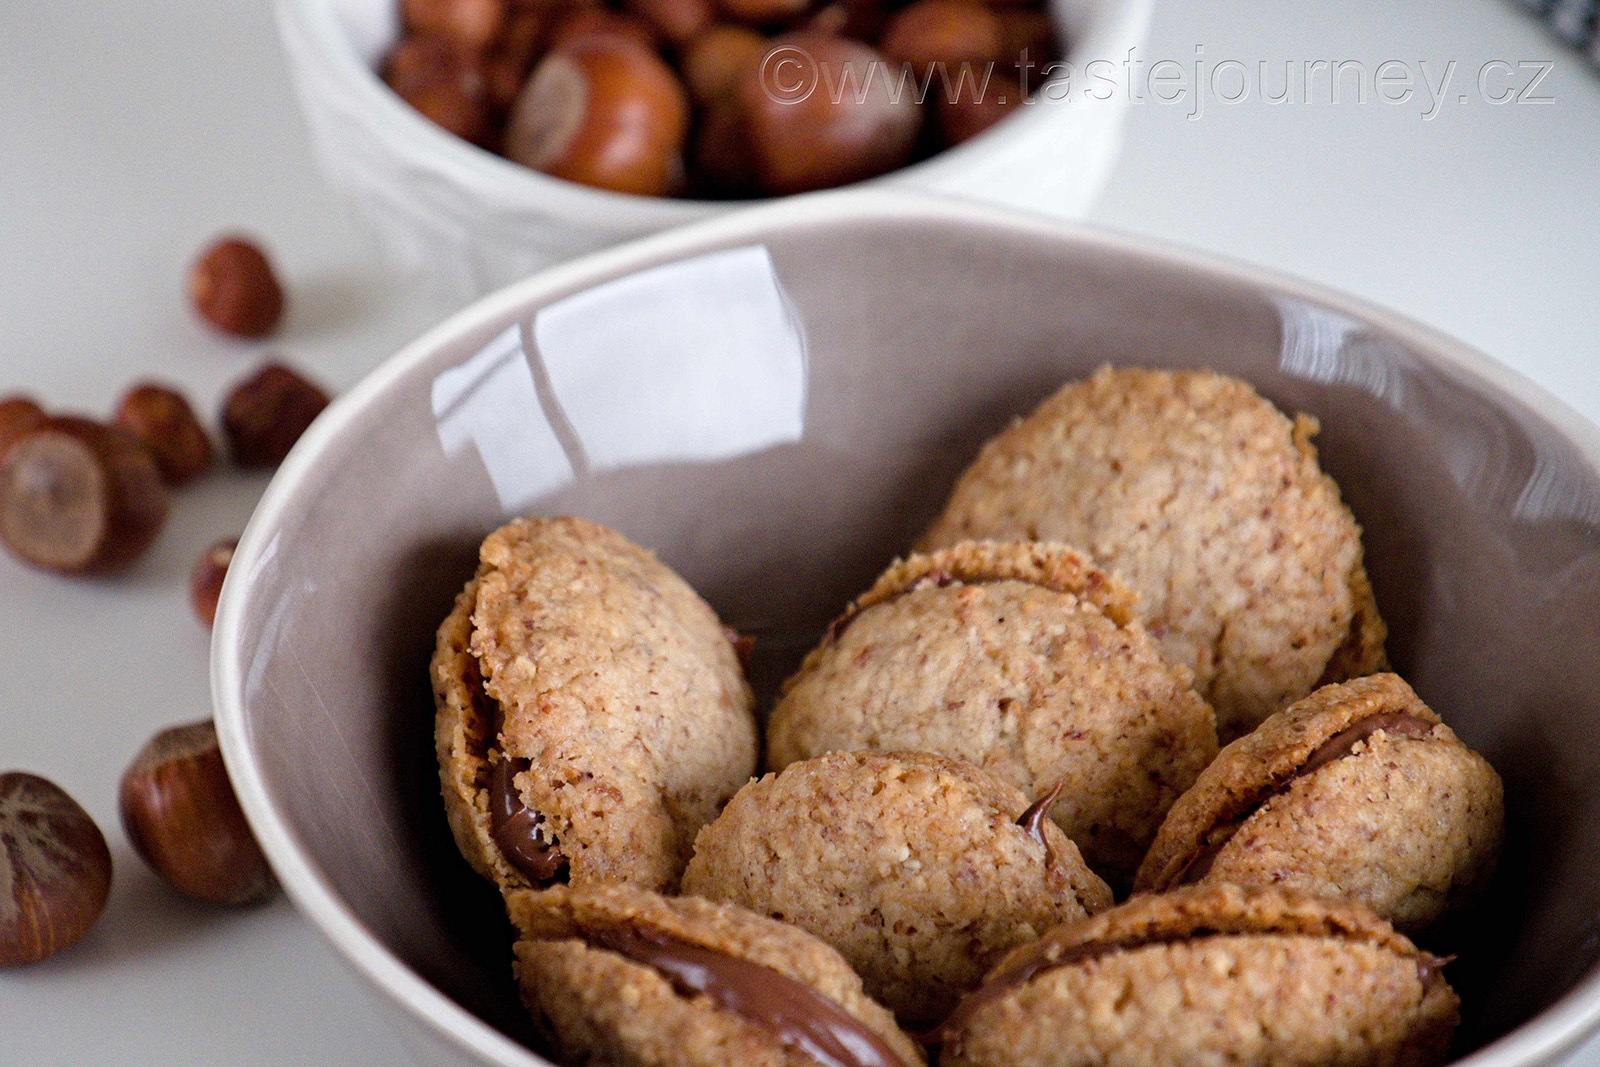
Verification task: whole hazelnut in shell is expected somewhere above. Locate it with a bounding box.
[506,36,690,196]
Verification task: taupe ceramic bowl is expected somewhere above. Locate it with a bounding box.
[212,190,1600,1067]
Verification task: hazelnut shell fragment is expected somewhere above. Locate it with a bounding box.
[0,772,113,967]
[119,721,274,906]
[0,417,170,574]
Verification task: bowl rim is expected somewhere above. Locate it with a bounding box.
[274,0,1156,225]
[212,186,1600,1067]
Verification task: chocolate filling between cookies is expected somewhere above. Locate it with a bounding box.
[1172,712,1437,886]
[567,921,914,1067]
[934,924,1450,1053]
[489,758,568,885]
[1016,780,1067,867]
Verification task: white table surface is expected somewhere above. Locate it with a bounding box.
[1,0,1596,1063]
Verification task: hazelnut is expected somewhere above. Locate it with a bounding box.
[0,772,113,967]
[221,363,331,469]
[879,0,1004,80]
[935,72,1021,144]
[718,0,810,27]
[402,0,508,51]
[627,0,714,47]
[690,104,760,197]
[483,8,550,112]
[682,25,766,105]
[996,8,1055,70]
[384,36,494,143]
[0,396,45,460]
[120,721,274,906]
[0,417,170,574]
[188,237,285,340]
[506,37,689,196]
[189,537,238,628]
[805,0,888,40]
[113,383,213,487]
[729,34,922,195]
[546,8,659,51]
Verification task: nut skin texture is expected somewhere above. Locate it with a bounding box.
[190,537,238,628]
[113,383,214,487]
[806,0,889,41]
[627,0,714,47]
[220,363,331,469]
[546,8,659,52]
[0,417,170,574]
[385,35,495,143]
[879,0,1004,80]
[718,0,810,26]
[119,721,274,906]
[506,37,690,196]
[0,772,113,968]
[0,397,45,460]
[995,8,1054,69]
[188,237,285,340]
[682,24,767,104]
[402,0,508,51]
[935,73,1019,145]
[483,8,550,112]
[729,34,923,195]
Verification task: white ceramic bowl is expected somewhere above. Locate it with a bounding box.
[214,190,1600,1067]
[276,0,1152,300]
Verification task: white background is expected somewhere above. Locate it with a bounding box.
[0,0,1596,1063]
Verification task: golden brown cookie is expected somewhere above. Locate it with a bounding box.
[432,516,757,895]
[939,883,1458,1067]
[507,883,926,1067]
[919,366,1388,739]
[766,540,1217,888]
[1135,673,1503,933]
[681,751,1113,1029]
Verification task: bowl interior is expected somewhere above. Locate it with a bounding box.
[223,196,1600,1065]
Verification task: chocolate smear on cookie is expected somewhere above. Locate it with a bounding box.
[1175,712,1436,885]
[578,921,915,1067]
[490,758,568,885]
[1016,780,1067,866]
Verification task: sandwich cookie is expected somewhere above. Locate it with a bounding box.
[682,751,1112,1029]
[766,540,1217,887]
[432,516,757,895]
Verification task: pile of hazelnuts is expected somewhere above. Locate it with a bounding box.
[384,0,1062,198]
[0,237,331,968]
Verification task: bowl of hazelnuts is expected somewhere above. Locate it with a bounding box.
[276,0,1150,296]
